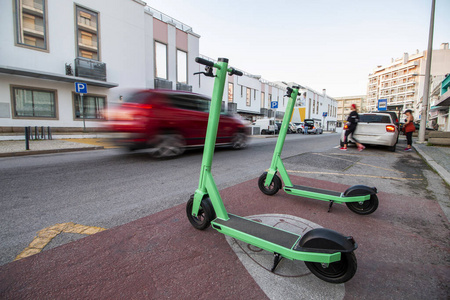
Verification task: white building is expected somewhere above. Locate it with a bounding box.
[0,0,200,132]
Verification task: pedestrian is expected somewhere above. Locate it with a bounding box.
[303,122,308,135]
[403,109,415,151]
[340,104,365,151]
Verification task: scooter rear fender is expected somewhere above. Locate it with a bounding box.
[295,228,357,253]
[344,185,377,197]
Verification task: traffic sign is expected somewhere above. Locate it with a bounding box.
[75,82,87,94]
[322,112,327,117]
[270,101,278,109]
[378,99,387,111]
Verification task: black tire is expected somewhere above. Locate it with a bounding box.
[231,132,247,149]
[152,134,185,158]
[261,130,267,135]
[186,196,215,230]
[258,172,282,196]
[345,194,379,215]
[297,129,303,134]
[388,143,396,152]
[305,251,357,284]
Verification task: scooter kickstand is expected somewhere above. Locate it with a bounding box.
[328,200,334,213]
[271,253,283,272]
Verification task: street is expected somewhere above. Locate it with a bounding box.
[0,133,449,267]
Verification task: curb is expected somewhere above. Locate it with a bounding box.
[413,144,450,186]
[0,146,104,158]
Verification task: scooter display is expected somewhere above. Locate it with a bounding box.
[258,86,378,215]
[186,57,358,283]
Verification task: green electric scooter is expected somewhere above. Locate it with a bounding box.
[258,86,378,215]
[187,57,358,283]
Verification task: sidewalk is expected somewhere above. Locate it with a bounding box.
[413,142,450,186]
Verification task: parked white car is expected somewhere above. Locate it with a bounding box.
[252,118,276,135]
[340,113,399,151]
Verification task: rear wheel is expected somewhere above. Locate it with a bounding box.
[258,172,282,195]
[261,130,267,135]
[231,132,247,149]
[186,196,215,230]
[305,251,357,284]
[152,134,185,158]
[345,194,378,215]
[388,143,396,152]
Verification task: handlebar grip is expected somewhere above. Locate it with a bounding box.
[195,57,214,67]
[233,70,243,76]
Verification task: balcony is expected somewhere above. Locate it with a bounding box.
[176,83,192,92]
[74,57,106,81]
[155,78,172,90]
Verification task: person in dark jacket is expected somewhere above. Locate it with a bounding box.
[340,104,365,151]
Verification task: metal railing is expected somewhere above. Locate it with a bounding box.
[145,6,192,32]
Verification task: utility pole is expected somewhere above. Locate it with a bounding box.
[418,0,435,143]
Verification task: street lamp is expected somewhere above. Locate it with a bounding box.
[418,0,435,143]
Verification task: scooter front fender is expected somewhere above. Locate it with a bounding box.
[295,228,357,253]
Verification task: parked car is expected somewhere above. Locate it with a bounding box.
[275,122,297,134]
[373,111,399,126]
[105,89,248,157]
[340,113,399,151]
[303,119,323,134]
[253,118,277,135]
[294,122,304,133]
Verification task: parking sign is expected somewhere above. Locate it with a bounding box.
[270,101,278,109]
[75,82,87,94]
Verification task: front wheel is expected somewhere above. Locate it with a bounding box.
[231,132,247,149]
[152,134,185,158]
[305,252,357,284]
[258,172,282,196]
[345,194,378,215]
[186,196,215,230]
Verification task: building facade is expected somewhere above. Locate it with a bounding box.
[366,43,450,121]
[335,95,366,126]
[0,0,337,132]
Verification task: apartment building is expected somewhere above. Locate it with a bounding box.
[335,95,366,126]
[0,0,200,131]
[0,0,336,131]
[366,43,450,120]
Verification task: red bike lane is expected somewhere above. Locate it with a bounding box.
[1,175,448,299]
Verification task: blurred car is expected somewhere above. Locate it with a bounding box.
[105,89,248,157]
[294,122,304,133]
[340,113,399,151]
[303,119,323,134]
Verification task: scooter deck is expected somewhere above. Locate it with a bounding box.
[212,214,300,249]
[285,185,342,197]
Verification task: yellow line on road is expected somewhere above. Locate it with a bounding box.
[313,153,406,174]
[286,170,423,181]
[15,222,106,261]
[62,138,118,149]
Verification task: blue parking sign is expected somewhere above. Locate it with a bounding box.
[75,82,87,94]
[270,101,278,109]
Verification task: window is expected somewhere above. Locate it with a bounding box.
[254,89,256,101]
[268,94,272,108]
[155,41,167,79]
[241,85,243,97]
[74,94,106,120]
[76,6,99,60]
[14,0,48,50]
[246,88,251,106]
[12,86,56,118]
[261,92,265,108]
[170,95,209,112]
[177,50,187,84]
[228,83,234,103]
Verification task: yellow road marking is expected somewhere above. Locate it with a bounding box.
[62,138,118,149]
[313,153,406,174]
[286,170,423,181]
[15,222,106,261]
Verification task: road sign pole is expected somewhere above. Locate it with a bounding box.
[81,93,86,132]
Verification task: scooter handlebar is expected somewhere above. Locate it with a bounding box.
[195,57,215,67]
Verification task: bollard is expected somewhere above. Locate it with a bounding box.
[47,126,52,140]
[41,126,44,139]
[25,127,30,150]
[34,126,38,140]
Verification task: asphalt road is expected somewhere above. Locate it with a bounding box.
[1,133,448,266]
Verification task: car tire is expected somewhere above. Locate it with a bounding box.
[231,132,247,149]
[152,134,185,158]
[261,130,267,135]
[388,143,396,152]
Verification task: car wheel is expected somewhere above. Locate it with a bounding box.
[152,134,185,158]
[261,130,267,135]
[388,143,396,152]
[231,132,247,149]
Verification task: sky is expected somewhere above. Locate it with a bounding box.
[148,0,450,97]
